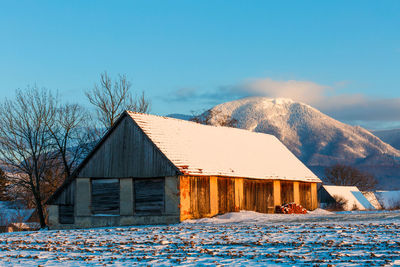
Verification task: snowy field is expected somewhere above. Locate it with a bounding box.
[1,210,400,266]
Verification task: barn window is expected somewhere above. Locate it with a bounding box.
[134,178,165,214]
[59,205,74,224]
[91,179,120,215]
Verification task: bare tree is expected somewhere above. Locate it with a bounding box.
[190,109,238,128]
[86,72,151,129]
[0,87,58,228]
[325,164,377,191]
[46,104,93,179]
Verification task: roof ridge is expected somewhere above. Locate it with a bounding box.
[126,111,278,138]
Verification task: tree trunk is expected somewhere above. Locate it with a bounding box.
[33,191,46,228]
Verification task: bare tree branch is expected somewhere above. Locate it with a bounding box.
[324,164,377,191]
[86,71,151,129]
[0,86,58,228]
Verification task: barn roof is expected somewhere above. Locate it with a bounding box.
[321,185,375,210]
[127,112,321,182]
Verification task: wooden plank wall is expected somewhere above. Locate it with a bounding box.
[53,181,75,205]
[134,178,165,214]
[58,205,74,224]
[78,116,178,178]
[182,177,320,221]
[243,179,274,213]
[299,182,312,210]
[91,179,120,215]
[217,177,236,213]
[280,181,294,204]
[189,176,211,218]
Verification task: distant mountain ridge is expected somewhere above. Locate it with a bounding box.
[167,113,193,121]
[202,97,400,189]
[373,129,400,150]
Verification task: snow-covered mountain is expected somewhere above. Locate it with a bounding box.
[208,97,400,166]
[373,129,400,150]
[203,97,400,188]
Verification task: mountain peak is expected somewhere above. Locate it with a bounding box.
[209,97,400,167]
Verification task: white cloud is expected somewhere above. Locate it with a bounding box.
[167,77,400,127]
[242,78,328,105]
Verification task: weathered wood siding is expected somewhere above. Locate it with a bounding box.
[217,177,236,213]
[180,176,211,220]
[78,116,178,178]
[189,176,210,218]
[299,182,312,210]
[134,178,165,214]
[58,205,74,224]
[180,176,318,221]
[53,181,75,205]
[280,181,294,204]
[91,179,120,215]
[243,179,274,213]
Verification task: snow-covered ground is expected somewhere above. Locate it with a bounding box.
[1,210,400,266]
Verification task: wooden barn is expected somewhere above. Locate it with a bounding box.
[47,112,321,229]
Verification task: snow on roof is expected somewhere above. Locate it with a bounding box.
[322,185,375,211]
[362,191,383,210]
[127,112,321,182]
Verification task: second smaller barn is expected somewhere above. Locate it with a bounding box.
[318,185,375,211]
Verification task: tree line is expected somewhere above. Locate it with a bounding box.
[0,72,150,228]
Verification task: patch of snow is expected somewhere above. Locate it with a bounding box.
[183,210,336,224]
[1,211,400,266]
[308,208,334,215]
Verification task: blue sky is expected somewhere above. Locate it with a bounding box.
[0,1,399,129]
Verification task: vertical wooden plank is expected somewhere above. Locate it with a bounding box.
[293,181,300,204]
[234,178,243,211]
[228,178,235,211]
[280,181,294,204]
[311,182,318,210]
[210,176,219,216]
[197,177,210,216]
[217,178,226,213]
[179,176,191,221]
[273,180,281,208]
[190,177,198,217]
[267,182,274,213]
